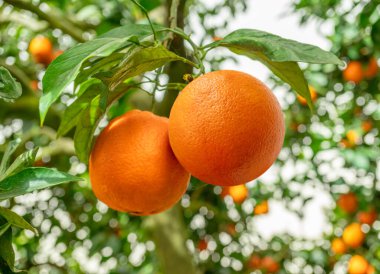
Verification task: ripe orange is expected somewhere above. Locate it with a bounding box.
[343,223,365,248]
[226,223,237,236]
[366,265,375,274]
[361,121,373,133]
[337,192,358,213]
[364,57,378,79]
[358,208,377,226]
[254,200,269,215]
[89,110,190,215]
[297,86,317,106]
[197,239,208,251]
[28,36,53,65]
[348,255,369,274]
[30,80,39,91]
[261,256,280,273]
[221,185,248,204]
[247,255,262,269]
[51,50,64,61]
[346,130,360,146]
[331,238,347,255]
[169,70,285,186]
[343,61,364,84]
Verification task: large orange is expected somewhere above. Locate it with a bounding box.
[343,223,365,248]
[28,36,53,65]
[337,192,358,213]
[331,238,347,255]
[221,185,248,204]
[169,70,285,186]
[343,61,364,84]
[89,110,190,215]
[348,255,369,274]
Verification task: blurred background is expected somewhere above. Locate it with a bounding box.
[0,0,379,273]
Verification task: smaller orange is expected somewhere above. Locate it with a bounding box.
[361,121,373,133]
[337,192,358,214]
[346,130,360,146]
[343,61,364,84]
[212,36,222,41]
[366,265,375,274]
[254,200,269,215]
[221,185,248,204]
[247,255,262,269]
[340,139,352,149]
[364,57,378,79]
[226,223,236,236]
[52,50,64,61]
[197,239,208,251]
[348,255,369,274]
[358,208,377,226]
[297,86,317,106]
[28,36,53,65]
[343,223,365,248]
[331,238,347,255]
[30,80,39,91]
[261,256,280,273]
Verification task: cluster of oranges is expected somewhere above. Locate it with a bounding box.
[247,254,280,273]
[331,192,377,274]
[89,70,285,215]
[28,36,63,66]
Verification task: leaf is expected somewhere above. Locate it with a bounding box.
[0,147,39,181]
[0,228,15,272]
[108,44,196,90]
[207,28,343,109]
[0,67,22,101]
[0,167,82,200]
[0,139,21,175]
[0,222,11,237]
[40,24,163,125]
[0,207,37,234]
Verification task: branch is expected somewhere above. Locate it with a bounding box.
[3,0,86,42]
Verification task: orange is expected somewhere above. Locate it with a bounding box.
[337,192,358,213]
[221,185,248,204]
[343,223,365,248]
[331,238,347,255]
[28,36,53,65]
[197,239,208,251]
[343,61,364,84]
[261,256,280,273]
[346,130,360,146]
[297,86,317,106]
[30,80,39,91]
[51,50,64,61]
[89,110,190,215]
[226,223,236,236]
[169,70,285,186]
[212,36,223,41]
[358,208,377,225]
[364,58,378,79]
[247,255,262,269]
[348,255,369,274]
[366,265,375,274]
[361,121,373,133]
[254,200,269,215]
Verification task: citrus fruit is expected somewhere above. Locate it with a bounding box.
[28,36,53,65]
[337,192,358,213]
[221,185,248,204]
[331,238,347,255]
[358,208,377,225]
[348,255,369,274]
[343,223,365,248]
[364,57,378,79]
[89,110,190,215]
[361,121,373,133]
[197,239,208,251]
[343,61,364,84]
[169,70,285,186]
[254,200,269,215]
[261,256,280,273]
[247,255,262,269]
[297,86,317,106]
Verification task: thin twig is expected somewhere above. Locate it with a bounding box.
[130,0,157,41]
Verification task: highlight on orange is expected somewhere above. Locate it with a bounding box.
[221,185,248,204]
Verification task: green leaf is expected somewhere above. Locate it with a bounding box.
[0,67,22,101]
[0,148,39,181]
[0,222,11,237]
[0,228,15,272]
[107,44,196,90]
[0,167,82,200]
[40,24,163,125]
[0,139,21,175]
[0,207,37,234]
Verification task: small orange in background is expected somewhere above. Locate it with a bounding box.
[247,255,262,269]
[221,185,248,204]
[30,80,39,91]
[361,121,373,133]
[197,239,208,251]
[337,192,358,214]
[348,255,369,274]
[29,36,53,65]
[366,265,376,274]
[343,61,364,84]
[261,256,280,273]
[346,130,360,146]
[212,36,222,41]
[254,200,269,215]
[225,223,236,236]
[343,223,365,248]
[297,86,317,106]
[364,57,378,79]
[358,208,377,226]
[52,50,64,61]
[89,110,190,215]
[331,238,347,255]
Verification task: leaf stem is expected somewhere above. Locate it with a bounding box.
[130,0,157,41]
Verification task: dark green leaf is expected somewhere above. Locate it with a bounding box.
[0,207,37,234]
[0,67,22,101]
[0,148,39,181]
[0,222,11,237]
[40,24,163,125]
[0,167,82,200]
[0,228,15,272]
[0,139,21,175]
[108,44,196,90]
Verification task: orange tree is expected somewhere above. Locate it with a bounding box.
[0,0,373,273]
